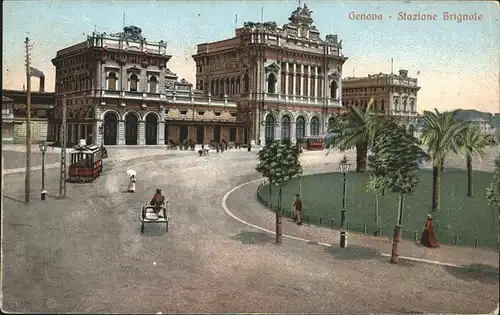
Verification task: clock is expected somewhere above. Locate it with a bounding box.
[299,25,309,38]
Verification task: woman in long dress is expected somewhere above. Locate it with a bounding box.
[127,175,136,193]
[420,214,439,248]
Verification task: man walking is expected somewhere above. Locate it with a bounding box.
[292,194,302,225]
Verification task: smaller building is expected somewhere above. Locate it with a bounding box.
[342,69,420,120]
[1,89,55,144]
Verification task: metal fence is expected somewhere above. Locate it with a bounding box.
[256,182,499,249]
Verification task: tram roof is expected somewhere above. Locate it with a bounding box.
[70,144,100,154]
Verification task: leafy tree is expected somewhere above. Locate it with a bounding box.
[256,141,302,244]
[368,120,423,264]
[421,109,467,212]
[458,125,489,197]
[326,100,383,173]
[486,155,500,207]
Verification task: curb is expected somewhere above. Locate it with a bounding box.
[222,177,480,269]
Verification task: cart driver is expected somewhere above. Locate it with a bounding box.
[150,188,166,216]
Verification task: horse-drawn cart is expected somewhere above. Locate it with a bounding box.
[139,202,170,234]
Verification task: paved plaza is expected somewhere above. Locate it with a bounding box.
[1,147,499,313]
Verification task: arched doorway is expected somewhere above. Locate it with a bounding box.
[125,113,138,145]
[145,113,158,145]
[103,111,118,145]
[265,114,275,145]
[296,116,305,143]
[281,115,291,145]
[328,117,335,131]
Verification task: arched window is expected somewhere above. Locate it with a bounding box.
[355,100,359,107]
[215,79,220,95]
[410,99,415,112]
[310,117,320,136]
[243,73,249,92]
[328,117,335,130]
[296,116,305,142]
[268,73,277,94]
[403,98,408,112]
[199,79,204,91]
[330,81,338,99]
[381,99,385,111]
[149,76,158,93]
[236,76,240,93]
[225,78,230,95]
[373,100,378,111]
[281,115,291,143]
[265,114,275,145]
[107,72,117,90]
[394,98,399,111]
[129,74,139,92]
[211,80,215,95]
[230,77,235,94]
[408,124,415,136]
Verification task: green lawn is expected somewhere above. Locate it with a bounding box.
[258,169,499,248]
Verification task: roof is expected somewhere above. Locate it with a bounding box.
[70,144,100,154]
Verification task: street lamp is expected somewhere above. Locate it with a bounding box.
[39,141,48,201]
[339,155,351,248]
[98,124,104,147]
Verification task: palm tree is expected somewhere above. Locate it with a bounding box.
[459,125,489,197]
[327,104,384,172]
[421,109,467,212]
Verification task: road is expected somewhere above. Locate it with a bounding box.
[1,148,498,313]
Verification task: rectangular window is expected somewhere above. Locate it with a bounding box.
[197,111,205,116]
[214,112,221,116]
[180,110,187,115]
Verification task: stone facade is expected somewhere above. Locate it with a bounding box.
[49,25,245,146]
[342,69,420,119]
[192,4,348,145]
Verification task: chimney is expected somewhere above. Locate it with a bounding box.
[39,75,45,92]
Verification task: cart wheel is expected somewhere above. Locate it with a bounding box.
[166,221,169,232]
[141,223,144,234]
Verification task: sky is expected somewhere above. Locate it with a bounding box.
[2,0,499,113]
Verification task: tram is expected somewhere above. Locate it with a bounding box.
[302,136,325,151]
[68,140,104,183]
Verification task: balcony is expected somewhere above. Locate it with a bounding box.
[261,93,342,107]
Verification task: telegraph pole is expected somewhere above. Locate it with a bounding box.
[24,37,32,203]
[59,90,67,198]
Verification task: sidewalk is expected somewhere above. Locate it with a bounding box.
[225,179,500,269]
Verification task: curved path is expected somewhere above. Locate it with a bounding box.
[1,148,498,313]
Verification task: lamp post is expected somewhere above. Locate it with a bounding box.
[39,141,47,200]
[339,155,351,248]
[98,124,104,147]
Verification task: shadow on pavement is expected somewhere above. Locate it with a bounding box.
[138,226,168,237]
[444,263,500,285]
[323,245,380,260]
[231,231,274,245]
